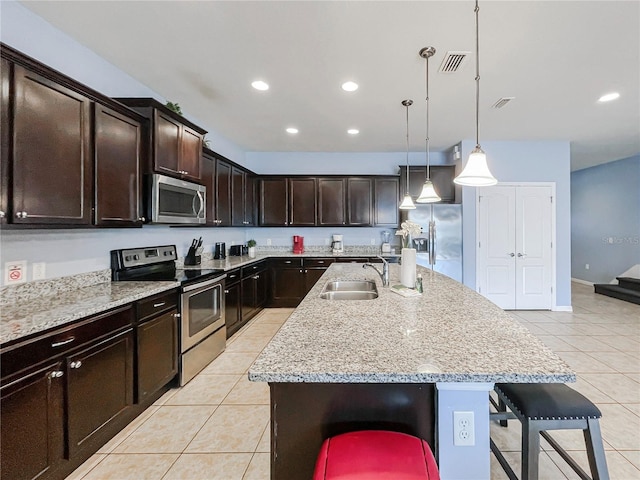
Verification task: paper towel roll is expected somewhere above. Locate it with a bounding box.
[401,248,417,288]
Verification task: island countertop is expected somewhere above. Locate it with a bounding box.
[249,263,575,384]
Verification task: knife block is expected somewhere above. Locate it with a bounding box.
[184,246,202,266]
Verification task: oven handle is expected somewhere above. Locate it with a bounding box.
[181,274,227,293]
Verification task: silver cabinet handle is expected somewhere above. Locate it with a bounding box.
[224,290,229,294]
[508,253,515,257]
[173,313,181,318]
[138,216,146,222]
[70,361,82,369]
[253,275,260,280]
[15,211,27,219]
[49,371,64,379]
[0,211,5,218]
[517,253,526,258]
[284,260,292,264]
[153,302,166,308]
[52,337,75,348]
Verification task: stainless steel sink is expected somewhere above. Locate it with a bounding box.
[320,280,378,300]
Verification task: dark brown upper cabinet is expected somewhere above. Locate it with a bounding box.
[259,177,316,227]
[115,98,206,183]
[318,178,346,226]
[259,178,288,226]
[289,178,317,226]
[374,177,399,226]
[232,166,256,226]
[346,178,372,226]
[94,104,143,226]
[12,64,92,225]
[399,165,458,204]
[0,57,9,225]
[215,158,232,226]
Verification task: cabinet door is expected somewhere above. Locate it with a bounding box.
[259,178,288,226]
[240,275,255,321]
[374,177,399,226]
[244,175,256,226]
[1,361,65,480]
[215,159,232,226]
[231,166,246,226]
[202,153,216,226]
[0,58,9,225]
[154,110,181,176]
[318,178,346,226]
[137,311,178,402]
[303,268,326,295]
[290,178,317,226]
[270,267,306,307]
[13,65,92,225]
[94,104,142,226]
[180,125,202,181]
[224,281,242,338]
[254,269,269,309]
[429,166,456,203]
[67,329,134,457]
[347,178,372,225]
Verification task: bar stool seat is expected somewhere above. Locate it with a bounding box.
[491,383,609,480]
[313,430,440,480]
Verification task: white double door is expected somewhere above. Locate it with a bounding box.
[477,185,553,310]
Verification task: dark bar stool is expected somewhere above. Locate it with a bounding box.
[313,430,440,479]
[490,383,609,480]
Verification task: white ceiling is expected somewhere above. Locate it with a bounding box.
[21,1,640,171]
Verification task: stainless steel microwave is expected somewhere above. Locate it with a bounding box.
[149,174,206,224]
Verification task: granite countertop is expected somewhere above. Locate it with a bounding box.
[248,263,575,384]
[1,280,179,345]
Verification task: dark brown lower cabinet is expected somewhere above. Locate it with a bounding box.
[241,264,268,322]
[269,258,334,307]
[225,275,242,338]
[67,329,134,458]
[0,361,64,480]
[137,310,178,402]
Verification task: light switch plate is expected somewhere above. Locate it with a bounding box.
[33,262,46,280]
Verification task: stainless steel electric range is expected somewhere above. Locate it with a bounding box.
[111,245,226,385]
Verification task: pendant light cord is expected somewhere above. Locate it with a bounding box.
[402,99,413,194]
[425,50,431,181]
[475,0,481,148]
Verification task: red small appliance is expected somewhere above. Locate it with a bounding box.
[293,235,304,254]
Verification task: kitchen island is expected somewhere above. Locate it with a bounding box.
[248,263,574,480]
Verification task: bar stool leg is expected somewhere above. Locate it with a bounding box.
[584,418,610,480]
[522,421,541,480]
[498,396,508,427]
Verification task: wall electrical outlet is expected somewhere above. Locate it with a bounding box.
[453,411,475,446]
[266,238,272,246]
[32,262,46,280]
[5,260,27,285]
[370,238,376,245]
[585,264,590,270]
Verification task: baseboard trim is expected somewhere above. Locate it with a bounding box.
[552,305,573,312]
[571,278,594,286]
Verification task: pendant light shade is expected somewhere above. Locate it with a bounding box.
[399,99,416,210]
[454,0,497,187]
[416,46,441,203]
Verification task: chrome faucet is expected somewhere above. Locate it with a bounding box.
[363,256,389,287]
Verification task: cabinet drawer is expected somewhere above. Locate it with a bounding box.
[241,260,267,278]
[1,305,134,380]
[303,258,336,267]
[270,258,303,268]
[136,290,178,322]
[335,257,369,263]
[225,268,241,285]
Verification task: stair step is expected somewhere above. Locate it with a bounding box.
[617,277,640,292]
[594,284,640,305]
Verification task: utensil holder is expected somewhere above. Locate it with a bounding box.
[184,246,202,266]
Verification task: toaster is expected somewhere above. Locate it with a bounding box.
[229,245,243,256]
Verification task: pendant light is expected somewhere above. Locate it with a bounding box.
[399,99,416,210]
[454,0,498,187]
[416,46,441,203]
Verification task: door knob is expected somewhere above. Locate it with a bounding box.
[517,253,526,258]
[508,253,515,257]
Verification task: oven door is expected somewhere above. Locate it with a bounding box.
[181,276,226,352]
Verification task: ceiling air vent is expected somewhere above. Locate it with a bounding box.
[492,97,515,109]
[438,51,470,73]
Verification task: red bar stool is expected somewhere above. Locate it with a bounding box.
[313,430,440,480]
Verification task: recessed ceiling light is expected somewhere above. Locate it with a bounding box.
[342,81,359,92]
[598,92,620,102]
[347,129,359,135]
[286,127,299,134]
[251,80,269,91]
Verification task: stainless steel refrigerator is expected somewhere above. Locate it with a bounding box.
[407,204,463,283]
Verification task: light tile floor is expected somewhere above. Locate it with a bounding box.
[67,283,640,479]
